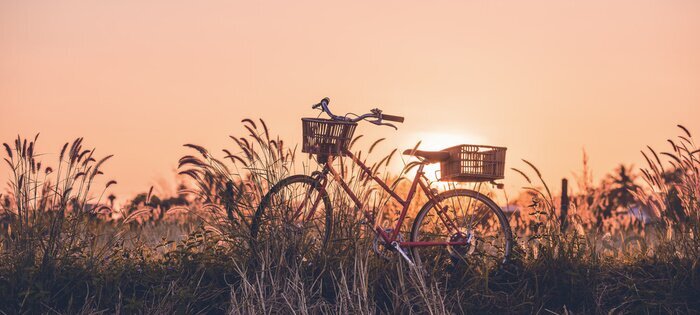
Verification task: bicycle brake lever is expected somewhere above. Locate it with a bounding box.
[370,120,398,130]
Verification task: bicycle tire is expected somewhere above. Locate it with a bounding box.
[250,175,333,257]
[410,189,513,266]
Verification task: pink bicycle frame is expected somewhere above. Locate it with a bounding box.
[300,149,468,248]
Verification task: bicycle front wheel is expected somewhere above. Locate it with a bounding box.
[251,175,332,259]
[410,189,512,267]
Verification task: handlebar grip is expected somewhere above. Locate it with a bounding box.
[382,114,404,123]
[312,97,330,109]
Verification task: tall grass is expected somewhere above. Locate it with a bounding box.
[0,136,119,313]
[635,125,700,258]
[0,123,698,313]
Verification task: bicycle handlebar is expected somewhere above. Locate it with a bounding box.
[312,97,347,121]
[381,114,405,123]
[311,97,405,129]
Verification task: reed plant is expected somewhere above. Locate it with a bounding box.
[0,136,120,313]
[0,123,698,313]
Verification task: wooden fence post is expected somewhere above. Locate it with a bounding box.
[560,178,569,232]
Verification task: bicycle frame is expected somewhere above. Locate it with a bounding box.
[297,149,468,248]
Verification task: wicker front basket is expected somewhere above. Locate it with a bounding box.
[301,118,357,157]
[439,145,506,182]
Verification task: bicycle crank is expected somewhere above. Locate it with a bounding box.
[372,228,402,260]
[391,241,415,267]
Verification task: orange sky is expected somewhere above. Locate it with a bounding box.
[1,1,699,201]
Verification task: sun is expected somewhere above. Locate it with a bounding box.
[401,131,487,182]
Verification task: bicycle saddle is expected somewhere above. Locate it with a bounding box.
[402,149,450,163]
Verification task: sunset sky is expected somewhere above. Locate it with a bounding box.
[1,1,699,200]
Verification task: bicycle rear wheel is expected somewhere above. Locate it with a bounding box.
[251,175,332,259]
[410,189,512,267]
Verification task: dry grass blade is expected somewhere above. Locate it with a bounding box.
[222,152,249,167]
[377,149,396,169]
[178,169,202,180]
[511,167,531,184]
[640,150,653,168]
[124,208,152,223]
[679,135,692,145]
[59,142,68,161]
[2,143,12,159]
[179,156,206,168]
[77,149,91,163]
[146,186,154,204]
[384,148,397,167]
[259,119,270,142]
[210,157,232,175]
[244,125,261,142]
[660,152,682,164]
[640,150,661,179]
[241,118,257,130]
[4,158,13,169]
[90,154,114,178]
[349,135,364,150]
[521,159,541,179]
[402,161,422,174]
[409,140,422,154]
[82,150,95,167]
[27,142,33,159]
[639,168,653,183]
[647,146,663,168]
[92,205,111,214]
[667,139,678,153]
[69,137,84,163]
[369,138,385,154]
[667,160,678,170]
[238,138,253,159]
[678,124,692,138]
[269,140,278,152]
[184,144,209,158]
[522,159,554,202]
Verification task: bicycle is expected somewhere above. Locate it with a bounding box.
[250,97,513,267]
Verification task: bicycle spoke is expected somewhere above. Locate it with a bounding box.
[253,175,332,260]
[411,189,511,267]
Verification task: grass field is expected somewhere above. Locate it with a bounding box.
[1,122,698,314]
